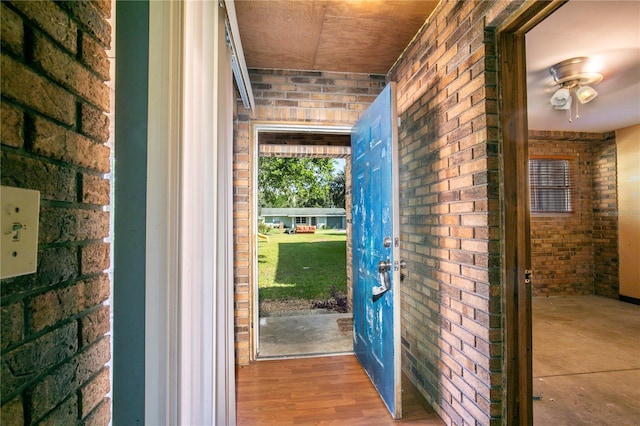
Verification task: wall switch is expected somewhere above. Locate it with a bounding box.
[1,186,40,279]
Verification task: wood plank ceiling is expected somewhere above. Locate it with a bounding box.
[234,0,439,75]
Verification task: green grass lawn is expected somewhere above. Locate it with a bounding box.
[258,229,347,301]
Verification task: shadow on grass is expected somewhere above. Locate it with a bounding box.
[315,230,347,237]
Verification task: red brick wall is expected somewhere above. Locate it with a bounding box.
[1,1,112,424]
[233,69,384,365]
[233,111,251,364]
[388,1,517,424]
[592,135,619,298]
[528,131,619,298]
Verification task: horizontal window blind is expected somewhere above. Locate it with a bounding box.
[529,158,574,213]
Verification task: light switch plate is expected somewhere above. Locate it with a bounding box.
[1,186,40,279]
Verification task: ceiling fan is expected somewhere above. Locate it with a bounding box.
[549,57,603,121]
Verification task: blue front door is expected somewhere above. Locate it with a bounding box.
[351,82,401,419]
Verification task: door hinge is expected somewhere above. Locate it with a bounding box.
[524,270,532,284]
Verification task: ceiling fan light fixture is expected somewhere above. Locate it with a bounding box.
[576,85,598,103]
[552,91,572,110]
[550,87,571,107]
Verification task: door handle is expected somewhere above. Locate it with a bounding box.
[373,259,391,297]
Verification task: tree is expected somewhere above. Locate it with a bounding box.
[330,169,345,208]
[258,157,335,208]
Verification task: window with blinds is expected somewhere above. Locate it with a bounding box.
[529,158,574,213]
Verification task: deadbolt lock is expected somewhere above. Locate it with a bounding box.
[393,260,407,271]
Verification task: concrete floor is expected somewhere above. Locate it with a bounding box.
[258,312,353,358]
[533,295,640,425]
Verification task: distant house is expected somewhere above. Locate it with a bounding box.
[260,207,346,230]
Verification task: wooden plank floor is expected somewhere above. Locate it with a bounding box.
[236,354,444,425]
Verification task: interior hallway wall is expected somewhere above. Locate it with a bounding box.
[388,1,536,424]
[1,1,112,423]
[233,69,385,365]
[527,130,619,298]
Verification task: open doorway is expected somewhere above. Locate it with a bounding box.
[524,2,640,424]
[499,0,640,420]
[251,124,355,359]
